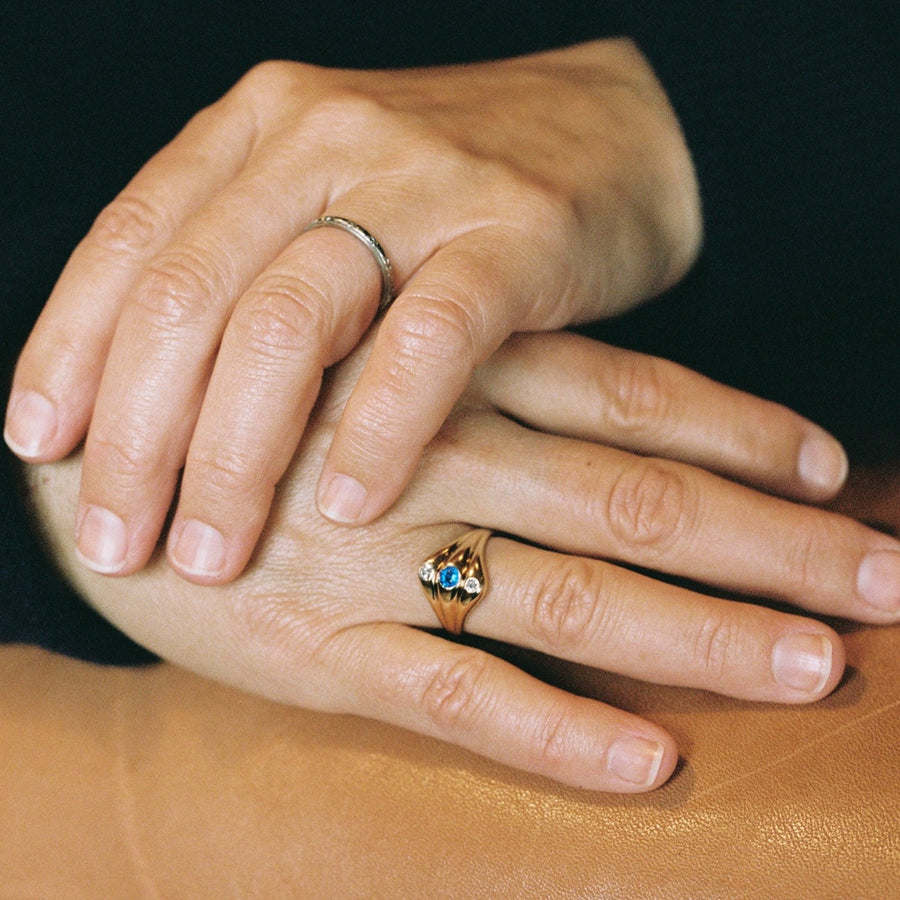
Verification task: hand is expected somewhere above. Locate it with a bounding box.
[26,333,900,793]
[4,38,702,584]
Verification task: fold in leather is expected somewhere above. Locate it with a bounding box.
[0,619,896,898]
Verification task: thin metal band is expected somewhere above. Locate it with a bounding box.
[304,215,395,312]
[418,528,492,635]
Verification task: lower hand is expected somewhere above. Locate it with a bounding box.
[27,333,900,792]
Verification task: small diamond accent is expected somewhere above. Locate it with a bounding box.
[463,577,481,595]
[419,562,435,583]
[438,566,461,590]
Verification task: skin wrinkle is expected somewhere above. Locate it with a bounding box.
[525,555,609,653]
[89,193,171,259]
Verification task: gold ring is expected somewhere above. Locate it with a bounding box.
[304,215,395,312]
[418,528,492,634]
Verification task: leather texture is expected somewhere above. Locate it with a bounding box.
[1,468,898,898]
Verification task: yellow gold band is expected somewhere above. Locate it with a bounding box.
[418,528,492,634]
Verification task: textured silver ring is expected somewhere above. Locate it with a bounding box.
[304,215,395,312]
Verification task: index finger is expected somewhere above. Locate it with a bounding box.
[474,332,850,503]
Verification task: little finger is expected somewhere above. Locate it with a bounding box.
[462,537,845,704]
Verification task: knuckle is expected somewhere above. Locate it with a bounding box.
[418,650,494,735]
[294,86,402,145]
[607,458,694,554]
[187,446,268,501]
[603,353,673,441]
[88,430,157,488]
[526,556,610,652]
[241,59,290,86]
[89,193,167,257]
[136,248,228,325]
[234,278,332,360]
[348,299,481,454]
[690,611,744,680]
[479,166,580,267]
[389,294,481,374]
[500,172,577,239]
[778,517,829,601]
[235,59,303,101]
[335,392,397,454]
[533,708,580,773]
[397,127,480,182]
[33,321,92,371]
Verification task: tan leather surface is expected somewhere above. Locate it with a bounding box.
[1,464,899,898]
[0,623,897,899]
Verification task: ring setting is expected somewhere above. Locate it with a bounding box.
[418,528,491,634]
[419,562,481,596]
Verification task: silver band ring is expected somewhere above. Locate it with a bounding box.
[304,215,395,312]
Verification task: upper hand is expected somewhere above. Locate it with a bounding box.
[4,39,701,583]
[26,332,900,793]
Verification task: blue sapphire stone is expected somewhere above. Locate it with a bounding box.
[438,565,461,590]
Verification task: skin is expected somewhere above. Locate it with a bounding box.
[24,333,900,793]
[4,38,704,584]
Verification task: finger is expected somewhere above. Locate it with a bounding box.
[463,538,845,704]
[426,417,900,624]
[317,228,553,526]
[473,332,849,502]
[75,115,490,576]
[73,138,377,576]
[4,97,255,463]
[163,174,459,582]
[325,623,677,793]
[165,224,393,582]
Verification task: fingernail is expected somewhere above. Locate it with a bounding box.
[607,735,665,788]
[76,506,128,574]
[797,430,848,493]
[318,473,368,524]
[170,519,227,578]
[4,390,57,459]
[771,633,832,694]
[856,550,900,613]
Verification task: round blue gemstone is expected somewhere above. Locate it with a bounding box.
[439,566,461,590]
